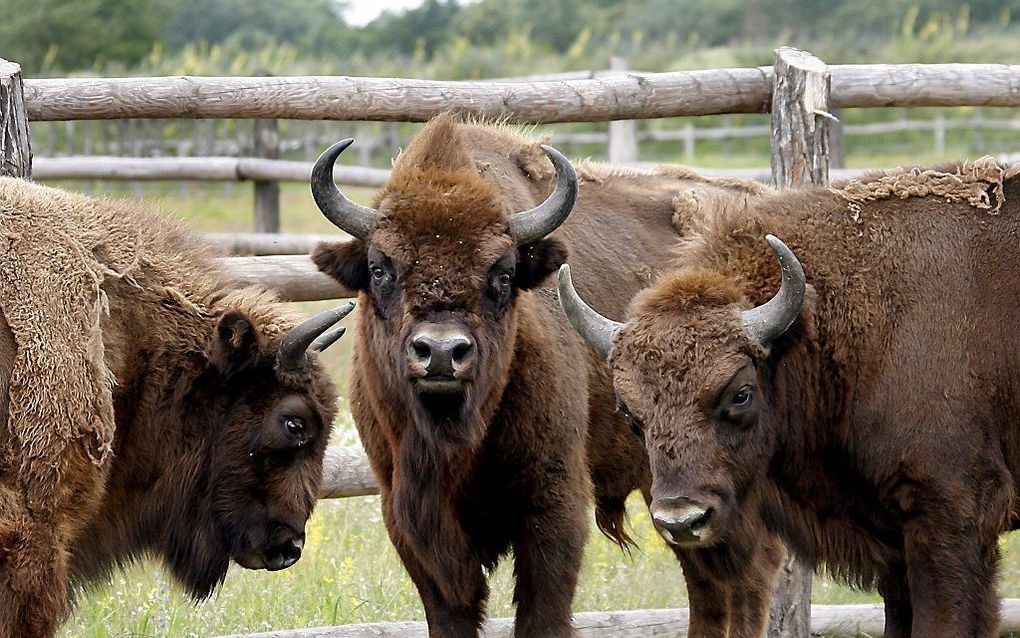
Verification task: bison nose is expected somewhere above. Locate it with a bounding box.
[650,498,715,546]
[408,324,476,378]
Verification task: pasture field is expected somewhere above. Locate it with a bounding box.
[54,179,1020,637]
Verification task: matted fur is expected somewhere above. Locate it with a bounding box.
[832,156,1019,214]
[605,162,1020,638]
[0,178,337,637]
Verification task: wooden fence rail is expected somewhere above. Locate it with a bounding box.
[32,155,390,186]
[21,64,1020,123]
[33,155,876,189]
[214,601,1020,638]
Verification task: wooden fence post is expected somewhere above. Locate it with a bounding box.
[1,59,32,179]
[767,46,833,638]
[608,57,638,163]
[253,70,281,233]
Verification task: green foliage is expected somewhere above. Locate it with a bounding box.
[161,0,352,53]
[0,0,166,73]
[11,0,1020,77]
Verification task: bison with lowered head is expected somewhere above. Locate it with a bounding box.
[0,178,351,637]
[311,115,781,637]
[560,160,1020,638]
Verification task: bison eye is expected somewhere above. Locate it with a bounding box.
[370,266,387,282]
[488,270,513,302]
[731,386,753,407]
[284,417,305,436]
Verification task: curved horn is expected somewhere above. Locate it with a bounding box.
[311,140,382,240]
[741,235,806,345]
[557,264,623,358]
[508,145,578,244]
[277,301,356,371]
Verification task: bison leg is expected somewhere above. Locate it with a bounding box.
[0,517,70,638]
[381,496,487,638]
[877,560,912,638]
[902,492,1003,638]
[511,506,587,638]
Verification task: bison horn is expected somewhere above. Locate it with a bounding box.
[278,301,356,371]
[508,145,579,244]
[741,235,806,346]
[311,139,381,240]
[557,264,623,358]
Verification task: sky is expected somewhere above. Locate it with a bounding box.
[343,0,428,26]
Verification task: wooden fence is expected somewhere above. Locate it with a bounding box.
[24,60,1020,231]
[5,50,1020,637]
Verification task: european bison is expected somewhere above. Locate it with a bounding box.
[559,159,1020,638]
[311,115,780,637]
[0,178,350,637]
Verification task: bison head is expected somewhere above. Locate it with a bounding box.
[310,124,573,451]
[158,299,350,598]
[558,236,806,548]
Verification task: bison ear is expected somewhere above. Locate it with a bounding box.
[312,240,370,292]
[516,238,568,290]
[214,311,258,370]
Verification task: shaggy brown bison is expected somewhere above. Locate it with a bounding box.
[0,177,350,637]
[559,159,1020,638]
[311,115,781,637]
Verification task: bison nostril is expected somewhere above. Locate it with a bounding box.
[411,339,432,363]
[686,507,713,532]
[451,340,473,364]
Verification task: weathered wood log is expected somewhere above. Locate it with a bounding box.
[32,156,391,186]
[253,72,281,233]
[771,47,831,189]
[766,46,834,638]
[221,254,355,301]
[21,64,1020,123]
[0,59,31,178]
[212,600,1020,637]
[23,69,774,122]
[33,155,879,188]
[203,233,348,256]
[319,446,378,498]
[607,58,638,164]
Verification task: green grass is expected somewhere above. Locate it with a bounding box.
[50,176,1020,636]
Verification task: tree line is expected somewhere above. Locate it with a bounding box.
[3,0,1018,75]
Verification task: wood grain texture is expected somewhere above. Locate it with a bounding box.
[319,446,379,499]
[20,63,1020,123]
[22,69,773,122]
[215,601,1020,637]
[253,93,281,232]
[202,233,348,256]
[221,254,355,301]
[770,47,831,190]
[34,156,879,186]
[0,59,31,178]
[32,156,391,186]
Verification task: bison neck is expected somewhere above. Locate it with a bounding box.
[354,293,585,604]
[67,278,230,598]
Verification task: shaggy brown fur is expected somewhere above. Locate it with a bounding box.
[0,178,338,637]
[313,115,780,637]
[601,159,1020,638]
